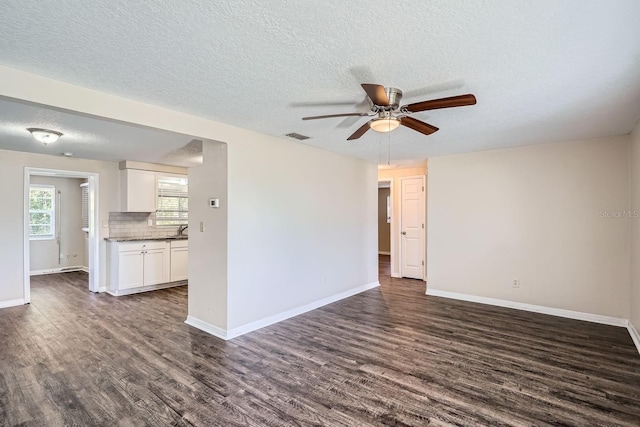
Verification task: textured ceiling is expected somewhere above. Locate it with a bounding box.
[0,98,203,167]
[1,0,640,165]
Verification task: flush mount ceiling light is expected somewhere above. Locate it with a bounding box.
[369,117,401,133]
[27,128,63,145]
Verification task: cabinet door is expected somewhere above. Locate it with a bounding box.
[170,247,189,282]
[118,251,144,289]
[121,169,156,212]
[143,248,169,286]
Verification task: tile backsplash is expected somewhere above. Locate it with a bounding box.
[109,212,183,239]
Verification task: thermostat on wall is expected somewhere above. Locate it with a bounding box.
[209,198,220,208]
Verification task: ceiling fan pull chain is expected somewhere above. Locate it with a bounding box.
[388,124,391,165]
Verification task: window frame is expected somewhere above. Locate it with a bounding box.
[29,184,56,240]
[155,174,188,227]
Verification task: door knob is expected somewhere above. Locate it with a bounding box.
[402,231,407,235]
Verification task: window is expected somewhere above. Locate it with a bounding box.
[29,185,55,239]
[156,175,188,226]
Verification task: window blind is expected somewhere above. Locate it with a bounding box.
[156,175,188,226]
[81,182,89,230]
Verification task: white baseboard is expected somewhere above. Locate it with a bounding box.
[30,266,85,276]
[185,281,380,341]
[0,298,26,309]
[628,321,640,356]
[98,286,107,293]
[226,281,380,339]
[378,251,391,255]
[185,315,228,340]
[426,289,628,327]
[107,281,186,297]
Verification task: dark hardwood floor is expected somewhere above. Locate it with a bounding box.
[1,263,640,426]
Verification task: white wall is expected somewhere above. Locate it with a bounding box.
[427,136,630,319]
[226,136,378,330]
[630,121,640,329]
[0,66,379,337]
[188,141,228,330]
[0,148,119,303]
[378,166,427,277]
[29,176,85,272]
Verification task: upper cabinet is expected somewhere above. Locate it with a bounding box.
[120,169,157,212]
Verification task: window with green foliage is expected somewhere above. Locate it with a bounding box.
[29,185,55,239]
[156,175,188,226]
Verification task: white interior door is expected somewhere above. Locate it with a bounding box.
[400,177,425,279]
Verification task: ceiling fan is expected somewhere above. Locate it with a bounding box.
[302,84,476,140]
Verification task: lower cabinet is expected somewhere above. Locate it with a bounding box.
[170,240,189,282]
[117,250,144,290]
[108,241,171,295]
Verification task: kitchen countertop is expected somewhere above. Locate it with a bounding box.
[104,236,188,242]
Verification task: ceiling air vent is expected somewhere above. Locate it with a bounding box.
[285,132,311,141]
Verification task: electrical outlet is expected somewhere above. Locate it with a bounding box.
[147,219,153,226]
[512,279,520,288]
[60,254,64,259]
[200,221,205,232]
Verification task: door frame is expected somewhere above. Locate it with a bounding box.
[24,167,101,301]
[378,178,395,276]
[399,175,426,281]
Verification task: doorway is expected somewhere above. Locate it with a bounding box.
[378,179,394,277]
[23,167,100,302]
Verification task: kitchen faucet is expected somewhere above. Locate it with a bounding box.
[178,224,188,236]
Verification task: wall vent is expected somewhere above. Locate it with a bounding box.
[285,132,311,141]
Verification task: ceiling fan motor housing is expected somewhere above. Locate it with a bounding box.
[383,87,403,110]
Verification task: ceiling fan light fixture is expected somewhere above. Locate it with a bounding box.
[27,128,63,145]
[369,118,400,133]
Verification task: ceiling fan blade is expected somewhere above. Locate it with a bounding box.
[361,84,390,106]
[347,121,373,140]
[400,117,439,136]
[291,100,361,108]
[302,112,369,121]
[403,94,476,113]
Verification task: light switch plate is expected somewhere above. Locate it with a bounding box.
[209,198,220,208]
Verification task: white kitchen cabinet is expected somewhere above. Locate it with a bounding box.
[170,240,189,282]
[120,169,156,212]
[117,250,144,290]
[107,240,170,295]
[143,247,170,286]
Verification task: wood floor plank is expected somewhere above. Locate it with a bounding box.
[0,258,639,426]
